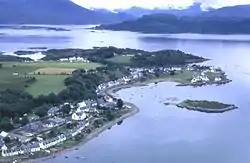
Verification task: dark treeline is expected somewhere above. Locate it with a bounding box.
[96,14,250,34]
[0,55,33,62]
[59,65,130,102]
[131,50,205,67]
[42,47,146,61]
[42,47,205,67]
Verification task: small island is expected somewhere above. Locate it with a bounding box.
[175,100,237,113]
[0,25,70,32]
[14,51,39,56]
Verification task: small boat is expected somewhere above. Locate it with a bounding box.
[76,156,80,159]
[65,156,68,159]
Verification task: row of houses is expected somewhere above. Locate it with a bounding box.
[1,122,90,157]
[191,68,223,84]
[59,57,90,63]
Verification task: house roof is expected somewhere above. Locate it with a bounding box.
[47,107,60,114]
[23,121,43,132]
[0,131,8,138]
[43,118,66,125]
[78,101,87,108]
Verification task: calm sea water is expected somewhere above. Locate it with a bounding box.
[1,25,250,163]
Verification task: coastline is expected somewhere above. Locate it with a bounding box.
[13,73,231,163]
[21,84,140,163]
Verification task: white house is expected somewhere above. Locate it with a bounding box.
[171,67,182,71]
[0,131,8,138]
[104,95,115,103]
[201,76,209,82]
[43,123,56,128]
[13,72,19,76]
[215,77,222,82]
[191,77,201,83]
[30,144,41,153]
[59,58,69,62]
[1,144,7,151]
[78,101,87,108]
[72,112,87,121]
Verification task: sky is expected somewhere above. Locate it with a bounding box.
[72,0,250,10]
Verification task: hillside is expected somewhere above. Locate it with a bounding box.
[115,3,211,17]
[0,0,134,24]
[96,14,250,34]
[203,5,250,18]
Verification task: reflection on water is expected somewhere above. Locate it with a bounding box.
[1,26,250,163]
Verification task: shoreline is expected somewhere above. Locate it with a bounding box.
[13,75,232,163]
[21,84,140,163]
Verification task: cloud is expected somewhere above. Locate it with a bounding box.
[194,0,250,8]
[72,0,250,9]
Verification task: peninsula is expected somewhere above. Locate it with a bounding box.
[0,47,232,163]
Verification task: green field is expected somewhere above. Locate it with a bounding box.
[3,62,102,69]
[0,65,37,91]
[25,75,67,97]
[106,55,132,64]
[0,61,102,96]
[146,70,194,84]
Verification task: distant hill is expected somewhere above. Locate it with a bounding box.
[96,14,250,34]
[0,0,134,24]
[115,3,211,17]
[203,5,250,18]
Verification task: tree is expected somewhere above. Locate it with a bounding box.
[170,70,175,76]
[0,63,2,68]
[34,105,49,117]
[20,116,29,125]
[0,117,13,131]
[61,104,71,115]
[116,99,124,109]
[105,110,115,121]
[3,137,11,143]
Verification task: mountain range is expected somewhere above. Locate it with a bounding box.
[115,3,213,17]
[96,13,250,34]
[0,0,134,24]
[1,0,250,25]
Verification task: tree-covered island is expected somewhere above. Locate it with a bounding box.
[175,100,237,113]
[0,47,232,162]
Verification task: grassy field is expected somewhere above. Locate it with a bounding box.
[33,68,75,75]
[0,65,37,91]
[0,61,102,96]
[106,55,132,64]
[3,62,102,69]
[146,70,194,84]
[25,75,67,97]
